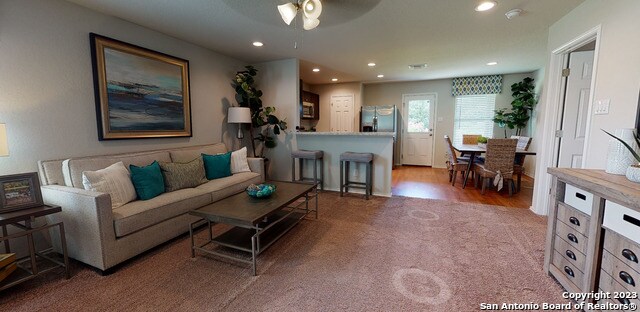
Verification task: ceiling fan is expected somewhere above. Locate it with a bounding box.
[277,0,323,30]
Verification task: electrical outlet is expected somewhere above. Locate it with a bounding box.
[594,99,610,115]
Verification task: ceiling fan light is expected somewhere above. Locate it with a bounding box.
[278,3,298,25]
[303,15,320,30]
[302,0,322,20]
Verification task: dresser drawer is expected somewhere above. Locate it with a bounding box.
[602,250,640,293]
[556,220,588,254]
[554,234,586,270]
[553,251,584,289]
[604,230,640,274]
[557,202,590,236]
[603,200,640,245]
[598,270,640,306]
[563,183,593,216]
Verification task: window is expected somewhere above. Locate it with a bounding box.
[453,94,497,145]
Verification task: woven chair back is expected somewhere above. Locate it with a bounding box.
[484,139,517,173]
[462,134,481,144]
[444,135,458,164]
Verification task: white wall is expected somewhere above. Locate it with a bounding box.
[362,73,535,169]
[0,0,245,176]
[531,0,640,215]
[309,82,363,132]
[254,59,300,181]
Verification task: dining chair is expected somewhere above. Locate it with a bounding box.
[460,134,482,157]
[473,138,517,196]
[510,136,532,192]
[444,135,471,186]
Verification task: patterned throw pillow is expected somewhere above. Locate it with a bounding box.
[159,158,207,192]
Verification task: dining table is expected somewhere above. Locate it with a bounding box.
[452,143,537,189]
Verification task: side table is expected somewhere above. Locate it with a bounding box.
[0,205,70,291]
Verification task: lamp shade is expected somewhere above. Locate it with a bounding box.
[302,0,322,20]
[0,124,8,157]
[228,107,252,124]
[278,3,298,25]
[303,15,320,30]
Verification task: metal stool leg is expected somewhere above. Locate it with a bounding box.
[340,160,344,197]
[345,161,350,193]
[298,158,303,182]
[313,158,318,188]
[320,158,324,190]
[365,161,371,200]
[291,157,296,182]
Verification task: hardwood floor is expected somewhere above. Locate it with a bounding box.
[391,166,534,208]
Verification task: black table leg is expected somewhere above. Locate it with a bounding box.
[462,152,476,189]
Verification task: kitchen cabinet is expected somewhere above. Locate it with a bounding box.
[301,90,319,120]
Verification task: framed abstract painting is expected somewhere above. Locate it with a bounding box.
[90,33,191,140]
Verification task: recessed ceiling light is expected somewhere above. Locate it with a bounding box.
[331,78,338,82]
[487,61,498,66]
[377,74,384,78]
[252,41,264,47]
[312,68,320,72]
[368,63,376,67]
[475,1,496,11]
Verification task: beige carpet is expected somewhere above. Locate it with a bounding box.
[0,192,572,311]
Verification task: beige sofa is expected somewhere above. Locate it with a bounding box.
[37,143,264,272]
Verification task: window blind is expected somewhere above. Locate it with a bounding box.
[453,94,497,145]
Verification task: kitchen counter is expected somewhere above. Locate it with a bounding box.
[296,133,393,197]
[296,131,395,137]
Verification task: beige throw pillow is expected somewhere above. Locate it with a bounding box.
[231,147,251,174]
[82,161,137,209]
[159,158,207,192]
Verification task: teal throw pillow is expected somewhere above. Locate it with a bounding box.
[202,152,232,180]
[129,161,165,200]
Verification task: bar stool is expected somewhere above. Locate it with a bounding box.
[340,152,373,199]
[291,150,324,190]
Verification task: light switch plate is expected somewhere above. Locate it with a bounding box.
[594,99,610,115]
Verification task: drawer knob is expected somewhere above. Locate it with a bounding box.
[619,271,636,287]
[622,249,638,263]
[564,266,574,277]
[565,250,577,261]
[617,297,631,305]
[575,192,586,201]
[569,217,580,226]
[567,233,579,244]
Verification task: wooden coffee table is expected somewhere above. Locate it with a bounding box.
[188,181,318,275]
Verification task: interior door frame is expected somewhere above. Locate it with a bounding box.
[400,92,438,166]
[531,25,601,216]
[330,94,355,132]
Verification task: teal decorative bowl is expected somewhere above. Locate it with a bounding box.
[246,183,276,198]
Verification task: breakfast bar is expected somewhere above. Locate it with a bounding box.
[295,132,394,197]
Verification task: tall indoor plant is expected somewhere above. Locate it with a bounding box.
[493,77,537,137]
[232,65,287,157]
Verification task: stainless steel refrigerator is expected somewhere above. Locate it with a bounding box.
[360,105,398,165]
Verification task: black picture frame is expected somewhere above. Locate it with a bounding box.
[89,33,192,140]
[0,172,44,213]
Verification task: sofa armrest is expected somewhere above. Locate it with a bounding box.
[247,157,265,182]
[41,185,114,270]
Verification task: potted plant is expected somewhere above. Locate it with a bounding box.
[477,136,488,148]
[602,129,640,182]
[493,77,537,137]
[232,65,287,157]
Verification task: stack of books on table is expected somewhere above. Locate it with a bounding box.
[0,253,17,283]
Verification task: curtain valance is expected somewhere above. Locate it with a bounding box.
[452,75,502,96]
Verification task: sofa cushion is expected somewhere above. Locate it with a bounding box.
[203,152,232,180]
[62,151,171,188]
[112,188,211,237]
[170,143,227,163]
[196,172,262,202]
[159,158,207,192]
[130,161,165,200]
[230,147,251,174]
[81,161,136,209]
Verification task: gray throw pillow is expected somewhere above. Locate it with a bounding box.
[159,158,207,192]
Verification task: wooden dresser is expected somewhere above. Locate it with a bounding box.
[546,169,640,307]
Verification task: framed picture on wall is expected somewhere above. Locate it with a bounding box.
[89,33,192,140]
[0,172,43,213]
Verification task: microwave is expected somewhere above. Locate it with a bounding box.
[302,102,315,118]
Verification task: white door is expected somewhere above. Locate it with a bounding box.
[557,50,594,168]
[331,95,355,132]
[401,94,435,166]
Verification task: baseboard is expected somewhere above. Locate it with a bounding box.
[320,186,392,198]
